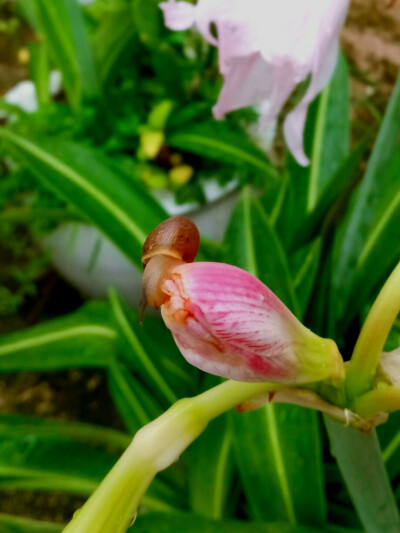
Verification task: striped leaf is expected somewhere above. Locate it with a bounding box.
[223,190,326,528]
[0,302,116,372]
[0,129,166,268]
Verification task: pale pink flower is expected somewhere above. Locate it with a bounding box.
[159,261,344,385]
[160,0,350,166]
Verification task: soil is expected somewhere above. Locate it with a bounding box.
[341,0,400,136]
[0,0,399,526]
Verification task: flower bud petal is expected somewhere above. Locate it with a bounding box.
[377,348,400,386]
[160,262,344,385]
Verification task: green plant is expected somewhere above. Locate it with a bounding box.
[0,1,399,532]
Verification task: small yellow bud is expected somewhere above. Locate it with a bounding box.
[139,131,165,160]
[169,165,194,186]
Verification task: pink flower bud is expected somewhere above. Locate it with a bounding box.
[158,261,344,385]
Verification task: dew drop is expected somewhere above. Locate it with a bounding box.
[129,513,137,527]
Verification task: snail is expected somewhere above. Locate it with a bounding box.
[140,216,200,323]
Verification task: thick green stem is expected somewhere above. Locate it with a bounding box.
[63,381,282,533]
[345,260,400,401]
[324,416,400,533]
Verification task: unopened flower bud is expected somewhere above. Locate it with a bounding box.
[158,262,344,385]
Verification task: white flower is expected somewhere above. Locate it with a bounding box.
[160,0,350,166]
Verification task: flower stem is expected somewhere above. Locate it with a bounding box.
[345,260,400,402]
[354,386,400,418]
[62,381,282,533]
[324,416,400,533]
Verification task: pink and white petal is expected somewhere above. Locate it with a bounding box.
[283,41,340,166]
[161,262,298,382]
[212,52,274,119]
[194,0,232,46]
[160,262,344,385]
[215,18,259,74]
[159,0,196,31]
[257,61,299,136]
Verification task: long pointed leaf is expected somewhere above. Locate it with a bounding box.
[223,190,326,527]
[108,290,179,405]
[306,53,350,211]
[284,53,350,241]
[341,149,400,326]
[107,360,161,433]
[0,302,116,371]
[0,513,62,533]
[167,122,278,179]
[188,412,234,519]
[0,418,177,511]
[224,187,297,312]
[0,130,166,268]
[332,73,400,326]
[230,406,325,527]
[34,0,98,106]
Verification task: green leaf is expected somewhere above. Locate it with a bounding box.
[223,187,297,312]
[132,0,163,46]
[306,53,350,211]
[282,54,350,250]
[0,302,117,372]
[385,317,400,352]
[16,0,38,29]
[378,409,400,489]
[0,414,130,451]
[0,434,115,495]
[34,0,98,107]
[332,72,400,326]
[188,412,234,519]
[230,406,325,527]
[107,360,161,433]
[64,0,99,98]
[285,53,350,233]
[292,239,322,318]
[292,137,368,250]
[0,130,166,269]
[166,122,278,180]
[28,42,50,107]
[131,512,358,533]
[108,290,180,405]
[0,416,177,512]
[223,188,326,528]
[93,7,139,86]
[341,149,400,326]
[0,513,62,533]
[325,418,400,533]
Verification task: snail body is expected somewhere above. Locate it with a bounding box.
[141,217,200,321]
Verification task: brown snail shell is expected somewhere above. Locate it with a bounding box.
[142,216,200,268]
[140,217,200,323]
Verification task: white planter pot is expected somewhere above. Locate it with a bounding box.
[4,78,240,306]
[42,181,239,306]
